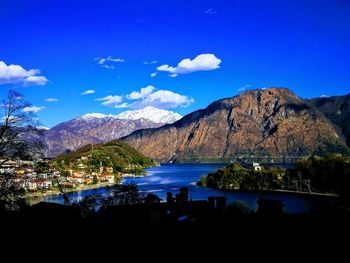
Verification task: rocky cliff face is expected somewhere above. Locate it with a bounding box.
[309,94,350,147]
[122,88,348,162]
[40,117,163,157]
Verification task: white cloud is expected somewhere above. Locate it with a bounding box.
[320,95,330,98]
[238,84,251,91]
[23,76,49,86]
[101,64,115,70]
[115,102,129,108]
[205,9,217,15]
[95,56,125,69]
[127,89,194,109]
[107,57,125,63]
[169,73,178,78]
[134,90,193,109]
[127,85,155,100]
[81,89,95,95]
[157,54,221,76]
[45,98,58,102]
[0,61,48,86]
[96,58,106,65]
[97,86,194,109]
[150,72,158,77]
[143,60,157,65]
[95,95,123,107]
[22,106,45,113]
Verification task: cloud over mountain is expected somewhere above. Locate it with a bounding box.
[95,95,123,107]
[106,85,194,109]
[157,54,221,77]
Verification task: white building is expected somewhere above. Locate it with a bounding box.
[253,162,262,171]
[23,180,37,190]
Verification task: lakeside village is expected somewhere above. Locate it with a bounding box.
[0,156,268,195]
[0,155,143,197]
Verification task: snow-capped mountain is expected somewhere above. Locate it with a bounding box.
[22,107,183,157]
[36,126,50,130]
[31,116,163,157]
[78,113,116,121]
[116,106,182,124]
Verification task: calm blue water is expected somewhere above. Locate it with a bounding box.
[43,163,327,213]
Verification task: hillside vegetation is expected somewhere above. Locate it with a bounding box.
[54,140,154,174]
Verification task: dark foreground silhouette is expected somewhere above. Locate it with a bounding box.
[2,187,350,239]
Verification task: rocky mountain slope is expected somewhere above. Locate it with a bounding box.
[122,88,349,162]
[309,93,350,147]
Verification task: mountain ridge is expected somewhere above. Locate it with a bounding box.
[121,87,349,162]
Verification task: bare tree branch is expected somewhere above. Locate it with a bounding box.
[0,89,44,205]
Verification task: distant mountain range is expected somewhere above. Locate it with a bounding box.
[122,88,350,162]
[28,107,182,157]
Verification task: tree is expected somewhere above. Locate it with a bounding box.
[100,184,144,208]
[92,175,98,184]
[0,89,44,206]
[35,161,50,173]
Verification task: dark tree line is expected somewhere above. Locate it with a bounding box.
[199,155,350,201]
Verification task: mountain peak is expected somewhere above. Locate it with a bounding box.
[78,113,115,120]
[36,126,50,130]
[116,107,182,124]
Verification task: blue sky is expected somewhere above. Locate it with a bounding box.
[1,0,350,127]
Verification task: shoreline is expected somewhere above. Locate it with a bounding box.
[26,182,116,199]
[193,182,338,198]
[26,172,151,200]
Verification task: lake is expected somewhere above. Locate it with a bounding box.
[42,163,331,213]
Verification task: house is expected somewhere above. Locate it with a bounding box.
[52,171,60,177]
[24,180,37,190]
[35,179,52,189]
[97,173,114,183]
[67,176,84,184]
[104,173,115,183]
[38,173,48,179]
[43,180,52,189]
[24,166,34,173]
[106,166,113,173]
[253,162,262,171]
[15,168,25,175]
[72,171,84,177]
[77,163,86,169]
[22,160,35,166]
